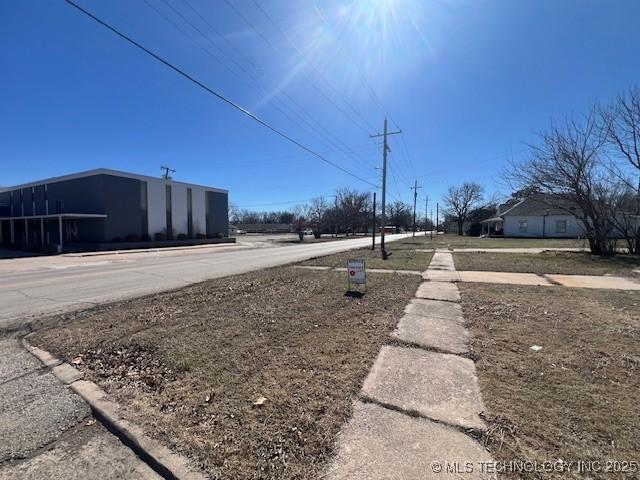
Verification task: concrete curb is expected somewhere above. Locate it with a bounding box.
[22,336,207,480]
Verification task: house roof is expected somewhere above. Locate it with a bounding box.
[501,193,579,217]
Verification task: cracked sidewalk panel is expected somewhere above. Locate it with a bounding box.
[392,313,469,355]
[324,401,492,480]
[361,346,486,431]
[415,281,461,302]
[404,299,464,322]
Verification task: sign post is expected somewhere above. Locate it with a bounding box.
[347,259,366,293]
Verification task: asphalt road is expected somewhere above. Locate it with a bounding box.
[0,233,410,331]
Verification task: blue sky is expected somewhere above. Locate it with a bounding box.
[2,0,639,214]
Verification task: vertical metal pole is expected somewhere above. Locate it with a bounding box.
[58,216,63,253]
[412,179,417,237]
[425,196,428,235]
[380,118,388,259]
[436,203,439,234]
[371,192,376,250]
[40,218,45,246]
[25,219,29,247]
[10,219,14,244]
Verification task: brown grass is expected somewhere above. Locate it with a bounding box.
[411,234,588,250]
[300,237,433,271]
[454,251,640,276]
[32,266,420,480]
[460,283,640,479]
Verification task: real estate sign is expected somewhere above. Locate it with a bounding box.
[347,259,366,285]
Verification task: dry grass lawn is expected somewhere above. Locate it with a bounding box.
[454,251,640,277]
[31,266,420,480]
[461,283,640,479]
[300,237,433,271]
[412,234,588,250]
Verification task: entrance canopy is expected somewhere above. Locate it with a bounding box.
[0,213,107,251]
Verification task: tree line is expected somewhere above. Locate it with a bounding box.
[230,188,433,240]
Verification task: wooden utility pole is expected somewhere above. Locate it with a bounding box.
[370,118,401,259]
[436,202,439,234]
[371,192,376,250]
[410,180,421,237]
[161,166,176,180]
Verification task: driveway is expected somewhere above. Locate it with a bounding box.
[0,233,409,331]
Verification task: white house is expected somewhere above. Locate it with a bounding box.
[482,194,585,238]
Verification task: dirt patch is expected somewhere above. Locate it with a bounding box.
[454,251,640,276]
[460,283,640,479]
[32,266,419,480]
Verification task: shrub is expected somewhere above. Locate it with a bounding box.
[195,233,206,239]
[154,232,166,241]
[177,233,188,240]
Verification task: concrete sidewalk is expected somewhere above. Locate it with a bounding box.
[0,335,160,479]
[458,270,640,290]
[325,249,492,479]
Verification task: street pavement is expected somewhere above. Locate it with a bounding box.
[0,335,160,479]
[0,234,408,479]
[0,233,409,331]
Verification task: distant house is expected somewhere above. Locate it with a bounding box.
[481,194,585,238]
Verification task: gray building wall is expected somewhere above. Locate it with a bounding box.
[206,191,229,237]
[1,170,228,247]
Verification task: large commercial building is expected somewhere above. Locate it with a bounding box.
[0,169,229,252]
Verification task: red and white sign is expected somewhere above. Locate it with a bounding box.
[347,259,366,284]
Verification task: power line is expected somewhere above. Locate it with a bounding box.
[248,0,376,134]
[63,0,378,188]
[152,0,379,174]
[236,194,337,209]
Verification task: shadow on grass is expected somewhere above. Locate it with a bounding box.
[344,291,365,299]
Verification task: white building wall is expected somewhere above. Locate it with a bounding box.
[191,186,206,236]
[503,214,584,238]
[171,184,189,236]
[147,180,166,236]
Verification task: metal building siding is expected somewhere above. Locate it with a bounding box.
[205,191,229,237]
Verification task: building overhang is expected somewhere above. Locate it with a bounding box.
[0,213,107,221]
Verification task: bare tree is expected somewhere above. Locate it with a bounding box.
[601,86,640,253]
[387,201,412,232]
[443,182,484,235]
[307,197,328,238]
[509,109,621,255]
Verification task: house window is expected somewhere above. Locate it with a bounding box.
[556,220,567,233]
[518,220,528,233]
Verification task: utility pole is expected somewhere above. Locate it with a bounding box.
[371,192,376,250]
[370,118,401,259]
[436,202,439,234]
[161,165,176,180]
[410,180,422,237]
